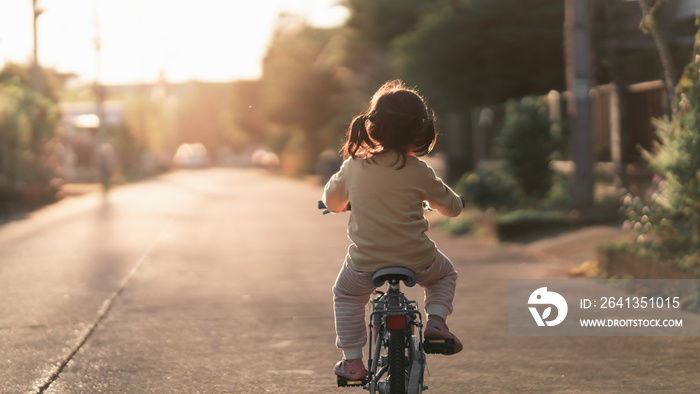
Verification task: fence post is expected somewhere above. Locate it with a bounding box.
[547,90,562,134]
[609,84,625,189]
[565,0,594,205]
[445,112,470,184]
[472,107,493,166]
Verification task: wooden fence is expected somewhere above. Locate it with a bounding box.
[441,80,668,183]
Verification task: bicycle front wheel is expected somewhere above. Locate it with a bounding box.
[388,328,406,394]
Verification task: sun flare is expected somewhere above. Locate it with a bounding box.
[0,0,348,84]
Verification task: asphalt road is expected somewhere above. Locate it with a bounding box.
[1,168,699,393]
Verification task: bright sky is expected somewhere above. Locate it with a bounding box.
[0,0,348,85]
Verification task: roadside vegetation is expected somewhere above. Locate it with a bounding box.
[0,65,65,215]
[570,21,700,280]
[595,36,700,279]
[438,96,621,241]
[439,8,700,283]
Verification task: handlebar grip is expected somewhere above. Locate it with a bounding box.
[317,200,351,214]
[318,200,331,215]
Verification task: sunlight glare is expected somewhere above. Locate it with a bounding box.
[0,0,349,84]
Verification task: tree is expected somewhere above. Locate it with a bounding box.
[637,0,678,119]
[493,96,559,199]
[342,0,424,50]
[390,0,566,112]
[0,75,62,208]
[258,16,343,174]
[171,82,230,153]
[222,80,267,150]
[326,0,428,114]
[644,38,700,249]
[0,62,71,105]
[340,0,425,70]
[622,21,700,268]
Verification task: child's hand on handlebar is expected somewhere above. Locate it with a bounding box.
[318,200,351,215]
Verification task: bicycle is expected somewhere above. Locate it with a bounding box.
[319,201,456,393]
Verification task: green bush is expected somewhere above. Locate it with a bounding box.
[492,95,561,199]
[0,77,61,185]
[647,64,700,240]
[455,164,522,209]
[623,35,700,268]
[0,82,62,215]
[437,210,479,236]
[496,209,573,239]
[541,172,575,210]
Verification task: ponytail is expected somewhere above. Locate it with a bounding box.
[342,115,376,159]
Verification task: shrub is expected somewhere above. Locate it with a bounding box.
[496,209,572,239]
[0,77,61,185]
[455,164,522,210]
[492,95,561,199]
[437,210,479,236]
[0,77,63,214]
[541,172,575,210]
[620,42,700,268]
[641,57,700,251]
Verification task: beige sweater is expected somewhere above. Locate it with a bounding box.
[323,152,462,272]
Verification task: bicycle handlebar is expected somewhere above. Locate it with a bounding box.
[318,200,330,215]
[318,200,350,215]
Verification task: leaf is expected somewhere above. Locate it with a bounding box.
[542,306,552,320]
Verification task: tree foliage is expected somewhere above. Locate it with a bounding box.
[622,23,700,267]
[333,0,427,101]
[0,74,63,209]
[171,82,230,152]
[493,96,560,199]
[249,1,572,175]
[257,17,344,174]
[343,0,424,50]
[222,80,267,150]
[642,58,700,250]
[0,62,70,105]
[390,0,565,111]
[261,25,339,132]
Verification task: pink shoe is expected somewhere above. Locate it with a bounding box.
[424,319,463,355]
[334,358,368,380]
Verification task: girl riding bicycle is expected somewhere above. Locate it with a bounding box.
[323,80,464,381]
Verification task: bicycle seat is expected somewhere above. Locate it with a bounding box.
[372,267,417,287]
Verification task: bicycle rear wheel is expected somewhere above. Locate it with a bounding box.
[388,328,406,394]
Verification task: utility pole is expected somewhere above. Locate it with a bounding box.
[564,0,594,205]
[32,0,44,95]
[93,2,110,191]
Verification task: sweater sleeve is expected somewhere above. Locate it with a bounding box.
[420,161,462,217]
[322,159,350,213]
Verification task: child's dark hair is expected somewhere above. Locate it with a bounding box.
[342,79,437,168]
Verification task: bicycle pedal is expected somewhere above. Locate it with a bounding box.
[423,337,455,355]
[336,375,368,388]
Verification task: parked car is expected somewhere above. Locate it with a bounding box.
[173,143,210,168]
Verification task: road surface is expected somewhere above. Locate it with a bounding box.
[1,168,699,393]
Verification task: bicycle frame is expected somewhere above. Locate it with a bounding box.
[365,275,427,394]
